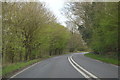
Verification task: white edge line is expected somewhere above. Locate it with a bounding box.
[110,64,119,68]
[68,57,90,78]
[70,56,98,78]
[10,61,40,78]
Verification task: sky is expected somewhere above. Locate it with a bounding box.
[39,0,119,27]
[40,0,68,27]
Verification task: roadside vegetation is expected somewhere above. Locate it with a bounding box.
[84,53,119,65]
[63,2,118,64]
[2,55,53,77]
[2,2,119,77]
[2,58,40,76]
[2,2,87,77]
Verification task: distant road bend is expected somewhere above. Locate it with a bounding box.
[11,52,118,79]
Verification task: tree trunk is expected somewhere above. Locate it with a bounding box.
[24,48,28,61]
[49,50,52,56]
[19,52,22,62]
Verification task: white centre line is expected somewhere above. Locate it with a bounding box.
[68,56,100,80]
[68,57,90,78]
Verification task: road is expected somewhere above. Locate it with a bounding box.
[11,53,118,79]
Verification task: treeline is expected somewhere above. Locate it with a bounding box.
[63,2,118,55]
[2,2,86,65]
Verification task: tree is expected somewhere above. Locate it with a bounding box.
[63,2,118,55]
[2,2,72,65]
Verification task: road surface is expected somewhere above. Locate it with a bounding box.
[10,53,118,79]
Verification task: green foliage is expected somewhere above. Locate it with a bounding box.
[2,59,40,76]
[67,32,86,52]
[85,53,119,65]
[66,2,118,54]
[2,2,72,66]
[90,2,118,54]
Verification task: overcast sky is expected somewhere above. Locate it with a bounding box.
[39,0,119,27]
[45,0,68,26]
[40,0,68,26]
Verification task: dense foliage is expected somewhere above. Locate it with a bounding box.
[2,2,85,65]
[63,2,118,55]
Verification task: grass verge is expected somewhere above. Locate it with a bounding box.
[2,59,40,76]
[84,53,119,66]
[2,55,52,77]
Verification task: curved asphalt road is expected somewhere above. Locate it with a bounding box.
[12,53,118,78]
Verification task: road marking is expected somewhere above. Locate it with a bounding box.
[68,56,100,80]
[68,57,90,78]
[70,56,98,78]
[110,64,118,68]
[10,61,41,79]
